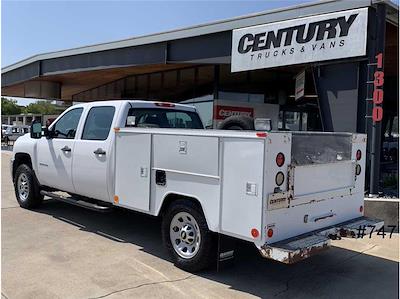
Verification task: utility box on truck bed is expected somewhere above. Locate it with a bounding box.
[113,127,382,264]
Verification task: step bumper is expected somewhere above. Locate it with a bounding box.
[259,216,384,264]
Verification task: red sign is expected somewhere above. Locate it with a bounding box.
[214,105,254,120]
[372,52,384,122]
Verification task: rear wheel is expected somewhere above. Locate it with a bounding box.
[14,164,43,209]
[162,200,215,272]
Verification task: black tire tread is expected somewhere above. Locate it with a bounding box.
[218,115,255,130]
[161,199,215,272]
[14,164,43,209]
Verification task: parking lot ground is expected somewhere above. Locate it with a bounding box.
[1,151,399,299]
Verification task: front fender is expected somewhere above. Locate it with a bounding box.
[12,135,39,175]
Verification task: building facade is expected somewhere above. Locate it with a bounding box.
[1,0,398,195]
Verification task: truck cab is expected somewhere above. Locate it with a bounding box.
[12,100,202,203]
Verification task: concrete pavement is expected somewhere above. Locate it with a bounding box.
[1,151,399,298]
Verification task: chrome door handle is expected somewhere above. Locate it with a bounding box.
[61,146,71,152]
[93,148,106,155]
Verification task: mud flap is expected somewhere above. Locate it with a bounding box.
[216,234,236,271]
[260,216,384,264]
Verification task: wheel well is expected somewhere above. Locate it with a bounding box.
[13,153,32,180]
[159,193,204,217]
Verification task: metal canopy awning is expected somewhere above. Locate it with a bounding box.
[1,0,398,101]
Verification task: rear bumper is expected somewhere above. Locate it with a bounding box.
[259,216,384,264]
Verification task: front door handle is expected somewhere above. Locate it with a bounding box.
[93,148,106,155]
[61,146,71,152]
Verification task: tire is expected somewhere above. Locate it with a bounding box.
[14,164,43,209]
[218,115,255,130]
[162,200,215,272]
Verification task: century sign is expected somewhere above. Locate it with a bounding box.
[231,8,368,72]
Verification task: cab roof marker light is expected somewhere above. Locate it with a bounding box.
[114,127,120,132]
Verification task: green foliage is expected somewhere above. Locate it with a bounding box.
[24,101,57,115]
[1,97,22,115]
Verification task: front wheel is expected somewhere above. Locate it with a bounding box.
[162,200,215,272]
[14,164,43,209]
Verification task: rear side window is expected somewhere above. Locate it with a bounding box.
[126,108,203,129]
[82,106,115,140]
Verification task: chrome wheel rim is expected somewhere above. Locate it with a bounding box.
[170,211,201,259]
[17,173,29,201]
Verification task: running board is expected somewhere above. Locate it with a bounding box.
[260,216,384,264]
[40,190,113,213]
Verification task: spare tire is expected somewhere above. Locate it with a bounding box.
[218,115,255,130]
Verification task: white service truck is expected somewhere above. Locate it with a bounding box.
[11,100,383,271]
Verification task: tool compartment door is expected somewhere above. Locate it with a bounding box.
[221,138,265,241]
[115,132,151,212]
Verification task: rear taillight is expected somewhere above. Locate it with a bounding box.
[275,172,284,186]
[359,205,363,213]
[267,228,274,238]
[155,102,175,107]
[251,228,260,238]
[356,150,362,161]
[276,153,285,167]
[356,164,361,175]
[256,132,267,138]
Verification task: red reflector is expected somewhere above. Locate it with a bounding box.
[356,150,362,161]
[267,228,274,238]
[359,205,363,213]
[256,132,267,138]
[251,228,259,238]
[276,152,285,167]
[155,102,175,107]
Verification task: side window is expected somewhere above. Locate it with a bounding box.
[82,106,115,140]
[166,112,193,128]
[52,108,83,139]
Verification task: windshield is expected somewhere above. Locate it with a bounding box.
[126,108,204,129]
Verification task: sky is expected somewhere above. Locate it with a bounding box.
[1,0,398,105]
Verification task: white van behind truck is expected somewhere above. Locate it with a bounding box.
[11,100,383,271]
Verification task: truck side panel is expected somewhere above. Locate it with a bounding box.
[115,132,152,212]
[220,138,265,242]
[151,134,221,231]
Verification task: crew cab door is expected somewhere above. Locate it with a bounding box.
[36,108,84,193]
[72,106,116,202]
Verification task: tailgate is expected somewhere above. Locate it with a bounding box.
[263,132,368,245]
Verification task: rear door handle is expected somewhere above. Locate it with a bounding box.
[93,148,106,155]
[61,146,71,152]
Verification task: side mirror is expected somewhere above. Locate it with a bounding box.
[30,121,42,139]
[254,118,272,131]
